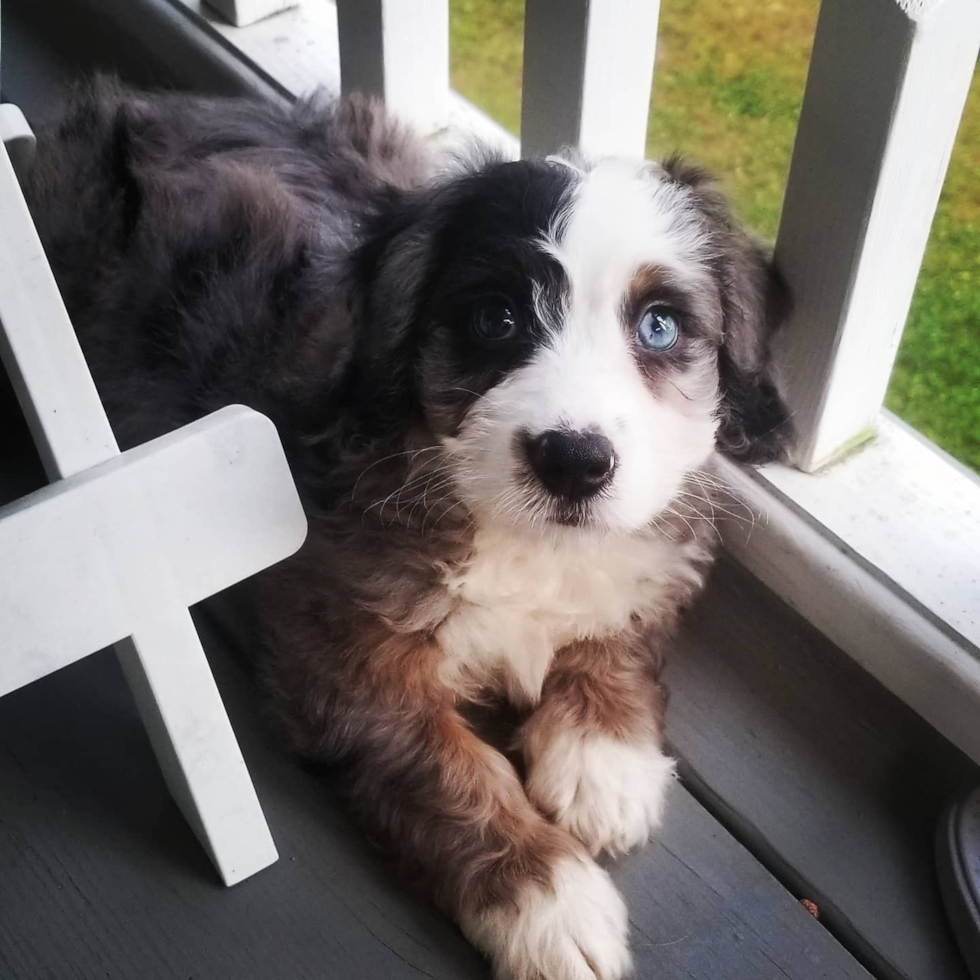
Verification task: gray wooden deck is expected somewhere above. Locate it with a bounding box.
[0,1,975,976]
[667,559,978,980]
[0,616,871,980]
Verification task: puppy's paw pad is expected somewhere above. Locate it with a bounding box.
[526,733,676,856]
[462,855,631,980]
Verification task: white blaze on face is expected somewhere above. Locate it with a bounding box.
[448,158,721,533]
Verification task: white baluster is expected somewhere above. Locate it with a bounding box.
[773,0,980,472]
[204,0,298,29]
[336,0,450,133]
[521,0,661,159]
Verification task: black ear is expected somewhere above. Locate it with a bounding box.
[714,240,792,464]
[338,185,445,441]
[661,157,793,464]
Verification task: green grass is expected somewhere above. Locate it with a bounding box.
[449,0,980,472]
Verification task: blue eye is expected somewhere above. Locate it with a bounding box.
[636,307,681,351]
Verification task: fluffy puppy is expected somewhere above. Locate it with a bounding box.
[25,77,791,980]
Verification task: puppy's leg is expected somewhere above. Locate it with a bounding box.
[269,631,631,980]
[523,635,676,857]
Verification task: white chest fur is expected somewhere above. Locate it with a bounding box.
[436,525,709,705]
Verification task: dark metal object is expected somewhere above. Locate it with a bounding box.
[937,787,980,979]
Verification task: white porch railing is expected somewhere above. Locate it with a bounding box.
[325,0,980,473]
[520,0,661,160]
[336,0,449,133]
[773,0,980,471]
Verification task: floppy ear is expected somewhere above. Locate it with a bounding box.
[340,191,437,437]
[662,157,793,464]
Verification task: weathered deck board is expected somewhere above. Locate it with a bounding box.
[0,610,872,980]
[667,558,977,980]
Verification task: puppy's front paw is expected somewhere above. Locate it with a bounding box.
[461,854,631,980]
[525,732,676,856]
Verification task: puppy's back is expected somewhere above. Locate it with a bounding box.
[22,78,431,448]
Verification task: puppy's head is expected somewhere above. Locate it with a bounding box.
[353,153,790,533]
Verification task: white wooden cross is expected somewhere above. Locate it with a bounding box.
[0,106,308,885]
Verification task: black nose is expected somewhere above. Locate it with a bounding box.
[525,429,617,500]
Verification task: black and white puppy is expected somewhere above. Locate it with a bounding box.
[26,77,790,980]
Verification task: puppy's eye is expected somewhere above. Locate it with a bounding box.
[474,307,518,343]
[636,306,681,352]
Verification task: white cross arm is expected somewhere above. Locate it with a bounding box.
[0,105,36,184]
[0,112,119,480]
[0,405,308,697]
[1,110,306,886]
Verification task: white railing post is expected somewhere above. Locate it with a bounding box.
[520,0,661,159]
[773,0,980,472]
[204,0,298,29]
[335,0,450,134]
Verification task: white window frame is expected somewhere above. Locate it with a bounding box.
[29,0,980,761]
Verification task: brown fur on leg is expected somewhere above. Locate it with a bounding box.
[259,599,571,911]
[528,632,667,743]
[255,576,631,977]
[344,689,579,918]
[522,631,677,857]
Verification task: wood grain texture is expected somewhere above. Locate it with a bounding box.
[667,557,979,980]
